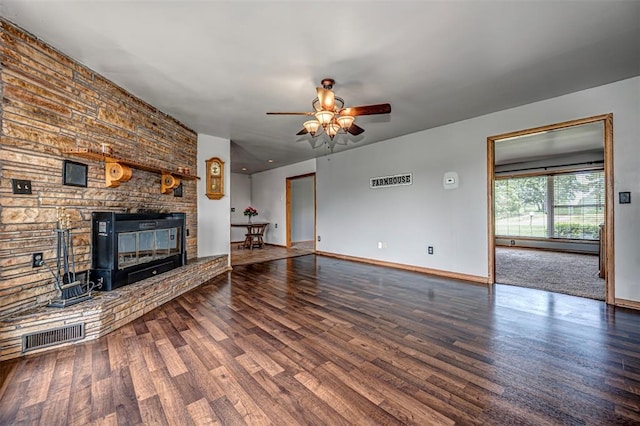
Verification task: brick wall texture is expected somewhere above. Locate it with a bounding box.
[0,19,200,318]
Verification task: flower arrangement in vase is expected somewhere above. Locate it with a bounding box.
[243,206,258,223]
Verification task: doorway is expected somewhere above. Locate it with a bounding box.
[487,114,614,303]
[286,173,316,250]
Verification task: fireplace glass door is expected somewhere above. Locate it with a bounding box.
[117,227,181,270]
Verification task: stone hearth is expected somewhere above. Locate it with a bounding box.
[0,255,230,361]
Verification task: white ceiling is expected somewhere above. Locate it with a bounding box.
[2,1,639,174]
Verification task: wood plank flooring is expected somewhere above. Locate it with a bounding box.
[1,254,639,425]
[230,241,315,266]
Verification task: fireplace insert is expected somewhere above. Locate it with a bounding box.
[90,212,186,291]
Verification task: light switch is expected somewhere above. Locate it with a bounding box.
[12,179,32,194]
[443,172,458,189]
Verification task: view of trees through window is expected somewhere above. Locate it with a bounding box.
[495,170,604,240]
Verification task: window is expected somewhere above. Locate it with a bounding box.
[495,170,604,240]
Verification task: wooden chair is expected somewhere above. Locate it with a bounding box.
[243,224,267,250]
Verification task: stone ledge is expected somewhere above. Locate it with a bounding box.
[0,255,230,361]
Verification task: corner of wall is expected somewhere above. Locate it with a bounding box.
[197,134,231,258]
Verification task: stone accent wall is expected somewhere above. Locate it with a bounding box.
[0,256,231,361]
[0,19,199,318]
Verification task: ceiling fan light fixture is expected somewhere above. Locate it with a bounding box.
[266,78,391,148]
[315,110,334,127]
[317,87,335,111]
[336,115,354,131]
[327,122,340,139]
[303,119,321,136]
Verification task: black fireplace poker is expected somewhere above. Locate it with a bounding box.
[45,208,95,308]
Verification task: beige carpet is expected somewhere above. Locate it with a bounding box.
[495,247,605,300]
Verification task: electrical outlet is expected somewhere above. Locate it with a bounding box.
[12,179,32,195]
[378,241,383,249]
[275,223,278,228]
[428,246,434,255]
[317,235,321,242]
[32,252,44,267]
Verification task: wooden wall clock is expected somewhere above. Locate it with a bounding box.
[205,157,224,199]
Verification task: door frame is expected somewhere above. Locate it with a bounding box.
[285,173,316,248]
[487,113,614,304]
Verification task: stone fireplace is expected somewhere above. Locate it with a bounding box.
[0,19,233,361]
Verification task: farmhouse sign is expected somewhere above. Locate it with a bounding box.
[370,173,413,189]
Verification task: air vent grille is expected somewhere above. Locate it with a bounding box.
[22,323,85,353]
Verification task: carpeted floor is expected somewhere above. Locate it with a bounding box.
[495,247,605,300]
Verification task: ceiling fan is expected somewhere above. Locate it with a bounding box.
[266,78,391,140]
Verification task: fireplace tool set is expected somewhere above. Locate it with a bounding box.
[43,207,97,308]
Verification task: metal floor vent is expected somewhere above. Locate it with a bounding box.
[22,323,85,353]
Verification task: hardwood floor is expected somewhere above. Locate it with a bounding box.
[230,241,315,266]
[1,255,639,425]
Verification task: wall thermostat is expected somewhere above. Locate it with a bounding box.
[443,172,459,189]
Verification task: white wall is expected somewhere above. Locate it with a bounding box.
[251,159,316,246]
[291,176,315,242]
[197,134,231,259]
[316,122,488,278]
[316,77,640,301]
[230,172,251,242]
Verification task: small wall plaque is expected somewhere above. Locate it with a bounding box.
[62,160,88,187]
[370,173,412,189]
[173,183,183,198]
[619,191,631,204]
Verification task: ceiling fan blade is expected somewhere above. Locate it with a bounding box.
[339,103,391,116]
[317,87,335,110]
[347,123,365,136]
[266,112,315,116]
[296,128,309,135]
